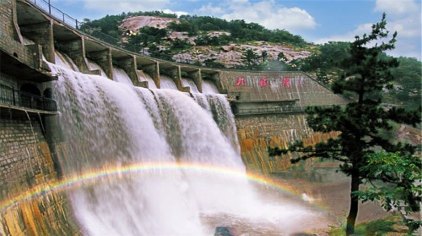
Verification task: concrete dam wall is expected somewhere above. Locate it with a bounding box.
[1,0,347,235]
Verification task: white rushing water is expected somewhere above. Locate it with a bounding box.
[87,59,107,77]
[159,75,178,90]
[48,52,326,236]
[112,66,134,85]
[138,70,158,89]
[202,80,220,94]
[181,78,199,93]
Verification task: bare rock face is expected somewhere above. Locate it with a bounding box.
[172,42,311,68]
[120,16,312,68]
[120,16,178,32]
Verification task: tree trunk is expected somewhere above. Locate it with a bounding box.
[346,171,360,235]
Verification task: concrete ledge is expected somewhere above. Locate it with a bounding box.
[0,104,57,115]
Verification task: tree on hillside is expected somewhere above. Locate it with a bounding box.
[241,49,260,69]
[124,27,168,53]
[297,41,351,84]
[269,14,421,235]
[389,57,422,110]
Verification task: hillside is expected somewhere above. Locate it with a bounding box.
[80,12,314,70]
[80,12,421,109]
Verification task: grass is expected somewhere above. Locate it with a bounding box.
[328,214,410,236]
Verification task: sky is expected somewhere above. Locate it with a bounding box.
[50,0,421,60]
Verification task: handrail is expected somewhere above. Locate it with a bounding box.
[0,84,57,112]
[27,0,80,29]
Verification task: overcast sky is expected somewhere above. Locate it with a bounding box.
[50,0,421,60]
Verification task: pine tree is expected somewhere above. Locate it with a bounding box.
[269,13,420,235]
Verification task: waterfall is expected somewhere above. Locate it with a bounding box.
[202,80,219,94]
[159,75,178,90]
[87,59,107,77]
[112,66,133,85]
[138,70,157,89]
[181,78,199,93]
[48,52,326,235]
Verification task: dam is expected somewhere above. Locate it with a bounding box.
[0,0,348,235]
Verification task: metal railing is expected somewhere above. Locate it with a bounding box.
[26,0,133,51]
[0,84,57,112]
[27,0,81,29]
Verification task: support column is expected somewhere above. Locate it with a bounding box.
[144,62,160,88]
[19,20,55,63]
[211,72,224,93]
[170,66,190,92]
[115,55,146,87]
[56,37,91,73]
[189,69,202,93]
[87,49,113,80]
[135,70,149,88]
[11,0,23,42]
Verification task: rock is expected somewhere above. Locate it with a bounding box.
[120,16,178,32]
[214,226,235,236]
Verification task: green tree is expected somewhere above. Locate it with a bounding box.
[389,57,422,110]
[241,49,260,69]
[169,39,191,52]
[356,151,421,233]
[261,50,268,62]
[298,41,351,84]
[269,14,420,235]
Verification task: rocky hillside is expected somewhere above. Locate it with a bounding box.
[121,16,178,31]
[80,13,314,69]
[80,12,421,109]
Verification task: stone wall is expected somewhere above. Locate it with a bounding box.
[0,0,15,39]
[0,114,54,198]
[220,70,348,107]
[236,113,339,175]
[0,113,79,236]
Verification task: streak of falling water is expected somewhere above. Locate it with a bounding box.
[50,58,205,236]
[112,66,134,85]
[47,51,328,236]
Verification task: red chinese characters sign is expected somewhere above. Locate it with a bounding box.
[281,77,291,88]
[235,76,246,86]
[258,76,269,87]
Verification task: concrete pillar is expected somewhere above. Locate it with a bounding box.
[19,20,55,63]
[114,55,142,86]
[168,66,190,92]
[56,37,91,73]
[11,0,23,42]
[135,70,149,88]
[87,49,113,79]
[189,69,202,93]
[144,62,160,88]
[211,72,225,93]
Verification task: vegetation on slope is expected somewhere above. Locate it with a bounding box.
[79,11,310,69]
[80,11,420,109]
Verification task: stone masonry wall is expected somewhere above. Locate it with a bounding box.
[0,115,54,198]
[220,70,348,107]
[0,0,40,71]
[0,114,79,236]
[236,113,339,175]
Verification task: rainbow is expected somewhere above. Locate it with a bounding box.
[0,162,313,213]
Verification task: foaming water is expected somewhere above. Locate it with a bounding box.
[112,66,133,85]
[87,59,107,77]
[48,52,327,235]
[138,70,157,89]
[159,75,178,90]
[181,78,199,93]
[202,80,219,94]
